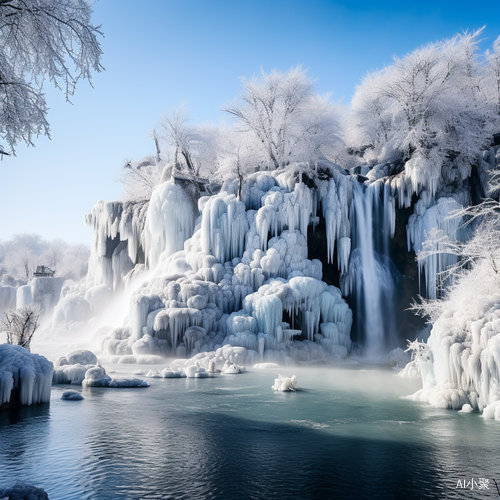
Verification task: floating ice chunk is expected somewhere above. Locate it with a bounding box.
[82,366,112,387]
[61,390,84,401]
[272,374,297,392]
[185,363,209,378]
[0,344,53,406]
[458,404,474,413]
[0,482,49,500]
[145,369,162,378]
[221,360,245,374]
[161,367,186,378]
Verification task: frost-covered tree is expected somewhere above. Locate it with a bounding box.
[485,35,500,116]
[348,30,496,196]
[161,103,220,179]
[217,128,256,199]
[0,233,89,282]
[224,66,340,170]
[121,156,165,201]
[1,306,40,351]
[0,0,103,153]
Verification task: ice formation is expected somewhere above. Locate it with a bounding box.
[21,156,478,371]
[61,390,84,401]
[272,374,297,391]
[82,365,148,388]
[52,350,99,385]
[77,163,356,366]
[82,366,111,387]
[0,483,49,500]
[406,192,470,299]
[0,344,53,406]
[406,259,500,418]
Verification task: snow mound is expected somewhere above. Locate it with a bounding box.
[61,390,84,401]
[221,360,246,374]
[82,366,111,387]
[161,367,186,378]
[272,374,297,392]
[53,364,91,385]
[53,349,100,385]
[458,404,474,414]
[0,344,53,406]
[56,349,98,366]
[185,364,209,378]
[82,365,148,388]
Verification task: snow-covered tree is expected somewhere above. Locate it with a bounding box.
[485,35,500,116]
[0,0,103,153]
[161,103,220,179]
[121,156,165,202]
[217,128,256,199]
[348,30,495,196]
[0,233,89,282]
[223,66,340,170]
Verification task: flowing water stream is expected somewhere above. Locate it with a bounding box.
[350,182,397,356]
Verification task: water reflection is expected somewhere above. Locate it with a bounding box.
[0,367,499,499]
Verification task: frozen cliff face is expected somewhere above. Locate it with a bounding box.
[0,344,53,406]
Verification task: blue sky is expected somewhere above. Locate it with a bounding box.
[1,0,500,244]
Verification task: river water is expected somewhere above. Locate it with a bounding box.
[1,364,500,499]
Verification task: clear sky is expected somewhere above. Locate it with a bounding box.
[1,0,500,245]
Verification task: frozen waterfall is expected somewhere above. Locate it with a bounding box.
[349,181,396,357]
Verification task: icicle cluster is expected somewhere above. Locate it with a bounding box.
[93,167,354,364]
[85,200,148,289]
[407,192,470,298]
[0,344,53,406]
[406,260,500,418]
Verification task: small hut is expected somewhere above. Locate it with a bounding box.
[33,266,55,278]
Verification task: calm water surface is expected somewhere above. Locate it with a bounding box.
[1,364,500,499]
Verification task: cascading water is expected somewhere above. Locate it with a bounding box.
[349,181,396,357]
